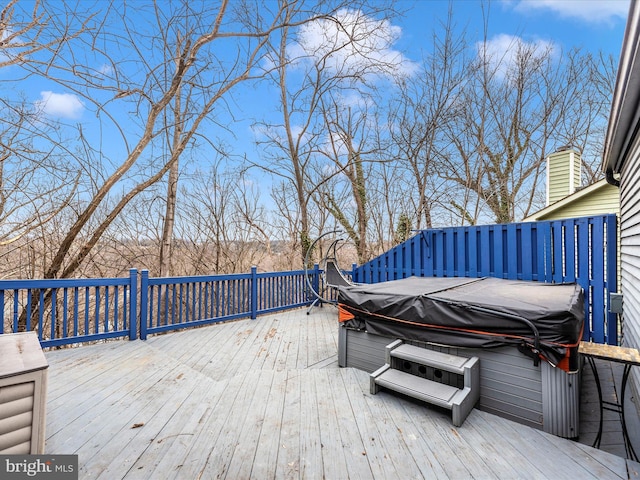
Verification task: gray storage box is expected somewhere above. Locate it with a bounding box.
[0,332,49,454]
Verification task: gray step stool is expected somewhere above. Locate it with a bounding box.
[370,340,480,427]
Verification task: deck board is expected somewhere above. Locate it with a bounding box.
[72,364,197,477]
[274,369,303,479]
[336,367,398,479]
[250,370,288,479]
[167,374,244,479]
[299,369,324,479]
[325,369,372,479]
[43,307,638,479]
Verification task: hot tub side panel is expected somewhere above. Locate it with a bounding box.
[340,325,579,437]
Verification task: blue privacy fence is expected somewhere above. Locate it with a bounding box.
[0,215,618,347]
[353,214,618,345]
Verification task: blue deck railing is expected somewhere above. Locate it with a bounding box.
[0,268,315,347]
[0,270,138,348]
[0,215,618,348]
[139,267,310,339]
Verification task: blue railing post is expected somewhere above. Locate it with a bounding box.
[129,269,138,340]
[251,266,258,319]
[140,270,148,340]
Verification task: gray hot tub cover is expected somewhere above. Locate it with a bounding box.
[337,276,584,371]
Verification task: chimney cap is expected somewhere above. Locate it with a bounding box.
[554,145,582,154]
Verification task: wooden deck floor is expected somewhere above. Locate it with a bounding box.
[44,307,640,479]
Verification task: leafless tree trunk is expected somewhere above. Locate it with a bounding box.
[386,8,466,229]
[254,2,403,266]
[159,42,184,278]
[317,101,375,264]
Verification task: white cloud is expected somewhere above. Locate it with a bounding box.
[251,122,310,147]
[0,28,19,66]
[97,64,114,76]
[34,91,85,119]
[336,91,374,110]
[288,9,418,81]
[509,0,629,24]
[477,34,555,80]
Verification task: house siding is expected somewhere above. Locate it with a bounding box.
[620,153,640,352]
[547,150,581,205]
[619,129,640,406]
[535,184,619,220]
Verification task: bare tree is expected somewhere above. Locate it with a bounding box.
[254,3,409,265]
[556,51,618,185]
[1,0,619,291]
[386,9,467,229]
[180,161,272,274]
[441,36,601,223]
[0,0,88,258]
[0,0,91,69]
[7,0,338,280]
[316,100,376,264]
[4,0,346,330]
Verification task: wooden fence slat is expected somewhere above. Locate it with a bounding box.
[552,222,565,284]
[435,230,444,276]
[591,219,606,343]
[423,232,433,277]
[469,227,479,277]
[494,226,504,278]
[480,227,491,277]
[605,215,619,344]
[446,230,455,277]
[454,230,464,277]
[521,223,533,281]
[506,224,517,279]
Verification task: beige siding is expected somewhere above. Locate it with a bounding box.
[536,184,620,221]
[547,150,581,205]
[548,158,571,204]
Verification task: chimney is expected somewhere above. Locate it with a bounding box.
[546,146,582,206]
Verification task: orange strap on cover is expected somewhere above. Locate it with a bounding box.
[338,304,355,322]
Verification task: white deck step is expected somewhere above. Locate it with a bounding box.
[371,365,476,427]
[372,341,480,427]
[371,366,463,405]
[387,343,474,374]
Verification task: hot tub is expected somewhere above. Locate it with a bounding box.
[337,276,583,438]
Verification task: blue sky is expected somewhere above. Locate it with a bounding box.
[25,1,629,122]
[398,1,629,56]
[241,0,632,182]
[10,0,631,198]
